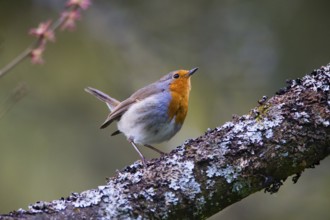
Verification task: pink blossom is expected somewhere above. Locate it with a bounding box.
[60,10,81,31]
[30,45,45,64]
[66,0,91,10]
[29,20,55,42]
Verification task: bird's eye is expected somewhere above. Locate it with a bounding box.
[173,73,179,79]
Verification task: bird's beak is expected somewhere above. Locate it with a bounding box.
[188,67,198,76]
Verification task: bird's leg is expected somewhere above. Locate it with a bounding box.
[128,138,147,167]
[144,144,166,156]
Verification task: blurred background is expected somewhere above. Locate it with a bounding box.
[0,0,329,219]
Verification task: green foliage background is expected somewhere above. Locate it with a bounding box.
[0,1,329,219]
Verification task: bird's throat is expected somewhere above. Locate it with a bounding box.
[167,78,191,124]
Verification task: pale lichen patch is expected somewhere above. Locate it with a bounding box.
[168,160,201,199]
[206,164,239,184]
[164,192,179,206]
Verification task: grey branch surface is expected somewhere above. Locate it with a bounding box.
[1,64,330,220]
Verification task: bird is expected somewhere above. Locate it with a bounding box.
[85,67,198,166]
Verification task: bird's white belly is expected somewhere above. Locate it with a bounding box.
[117,96,181,144]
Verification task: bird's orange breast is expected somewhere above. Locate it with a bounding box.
[167,77,191,124]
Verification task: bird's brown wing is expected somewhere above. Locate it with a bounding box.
[100,97,136,129]
[100,82,165,129]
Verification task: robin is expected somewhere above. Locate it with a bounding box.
[85,67,198,166]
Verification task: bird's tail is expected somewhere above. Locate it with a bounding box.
[84,87,120,111]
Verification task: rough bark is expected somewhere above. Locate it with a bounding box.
[1,64,330,220]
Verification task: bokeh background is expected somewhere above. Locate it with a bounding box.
[0,0,329,219]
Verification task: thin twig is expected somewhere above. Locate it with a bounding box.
[0,5,78,79]
[0,48,32,78]
[0,82,29,120]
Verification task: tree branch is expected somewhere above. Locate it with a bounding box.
[1,64,330,220]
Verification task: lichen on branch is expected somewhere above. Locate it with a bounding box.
[1,64,330,220]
